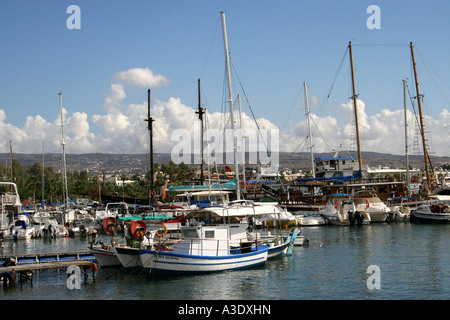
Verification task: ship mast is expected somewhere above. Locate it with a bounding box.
[145,89,155,205]
[221,11,240,200]
[410,42,431,193]
[348,42,363,179]
[403,79,411,197]
[304,82,315,178]
[58,91,69,214]
[195,79,205,185]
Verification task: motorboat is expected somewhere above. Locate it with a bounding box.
[319,193,370,226]
[353,190,389,223]
[386,197,416,222]
[0,213,37,240]
[139,224,269,276]
[410,201,450,223]
[294,212,326,226]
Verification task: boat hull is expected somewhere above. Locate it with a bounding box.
[366,211,388,223]
[139,245,269,276]
[114,246,142,271]
[91,246,121,268]
[411,211,449,224]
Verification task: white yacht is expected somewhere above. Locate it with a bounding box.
[319,193,370,226]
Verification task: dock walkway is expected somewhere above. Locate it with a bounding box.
[0,251,98,287]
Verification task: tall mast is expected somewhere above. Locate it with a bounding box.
[58,91,69,211]
[42,141,45,208]
[403,79,411,197]
[237,94,246,188]
[410,42,431,193]
[221,11,240,200]
[348,42,363,178]
[195,79,205,185]
[304,82,315,178]
[145,89,155,205]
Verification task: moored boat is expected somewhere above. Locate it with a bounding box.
[353,190,389,223]
[410,201,450,224]
[319,193,370,226]
[139,224,269,276]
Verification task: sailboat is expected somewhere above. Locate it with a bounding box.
[407,42,449,223]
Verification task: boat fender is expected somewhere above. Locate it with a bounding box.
[10,227,18,239]
[156,223,167,238]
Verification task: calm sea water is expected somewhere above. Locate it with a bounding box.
[1,222,449,301]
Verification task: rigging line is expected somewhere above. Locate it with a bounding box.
[353,43,409,47]
[322,46,348,104]
[414,47,450,108]
[228,57,285,192]
[246,82,303,95]
[305,83,341,154]
[290,137,307,154]
[198,17,221,79]
[312,47,350,155]
[281,85,303,131]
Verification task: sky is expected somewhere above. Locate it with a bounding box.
[1,0,450,164]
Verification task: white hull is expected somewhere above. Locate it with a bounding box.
[295,214,326,226]
[114,246,142,271]
[388,211,410,222]
[411,203,450,223]
[139,246,269,276]
[366,211,388,223]
[321,212,351,226]
[91,246,121,268]
[412,211,450,223]
[323,213,371,225]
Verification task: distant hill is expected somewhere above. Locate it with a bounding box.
[0,151,449,175]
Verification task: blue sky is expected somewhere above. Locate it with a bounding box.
[1,0,450,159]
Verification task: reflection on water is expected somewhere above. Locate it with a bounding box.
[1,223,449,300]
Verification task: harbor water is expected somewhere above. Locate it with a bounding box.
[1,222,449,300]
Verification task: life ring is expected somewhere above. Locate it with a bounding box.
[156,223,167,238]
[411,175,418,183]
[246,183,252,188]
[151,190,156,196]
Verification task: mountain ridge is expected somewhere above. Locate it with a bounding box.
[1,151,449,175]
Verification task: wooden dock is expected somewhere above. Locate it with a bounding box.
[0,251,98,287]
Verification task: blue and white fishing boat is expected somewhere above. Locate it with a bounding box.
[139,224,269,276]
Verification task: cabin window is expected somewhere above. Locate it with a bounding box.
[204,230,215,239]
[182,228,200,238]
[378,186,388,194]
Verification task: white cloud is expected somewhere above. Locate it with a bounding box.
[1,68,450,160]
[112,68,169,88]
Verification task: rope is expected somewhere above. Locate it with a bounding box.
[228,58,286,192]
